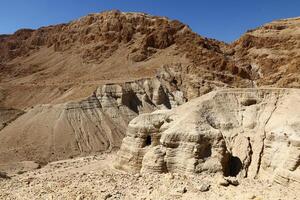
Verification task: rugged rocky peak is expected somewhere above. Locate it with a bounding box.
[0,10,253,93]
[116,88,300,188]
[232,17,300,87]
[0,10,188,62]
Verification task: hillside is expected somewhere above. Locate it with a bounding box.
[0,10,253,110]
[0,10,299,170]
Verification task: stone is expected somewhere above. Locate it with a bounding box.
[218,177,230,187]
[225,177,239,186]
[176,186,187,194]
[199,183,210,192]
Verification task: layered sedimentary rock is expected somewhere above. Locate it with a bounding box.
[0,78,184,164]
[232,17,300,87]
[116,89,300,187]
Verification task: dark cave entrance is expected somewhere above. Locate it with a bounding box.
[145,135,152,146]
[171,78,178,85]
[228,155,242,176]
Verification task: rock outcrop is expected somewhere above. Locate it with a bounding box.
[0,10,254,110]
[116,88,300,187]
[232,17,300,88]
[0,78,185,164]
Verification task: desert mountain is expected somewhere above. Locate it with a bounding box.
[232,17,300,87]
[0,11,299,172]
[0,10,256,109]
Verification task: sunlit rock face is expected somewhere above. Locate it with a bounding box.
[0,78,185,164]
[116,88,300,187]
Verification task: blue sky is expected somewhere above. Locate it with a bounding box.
[0,0,299,42]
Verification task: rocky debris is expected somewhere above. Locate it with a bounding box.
[224,177,239,186]
[116,88,300,187]
[0,153,298,200]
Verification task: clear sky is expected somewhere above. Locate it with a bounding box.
[0,0,299,42]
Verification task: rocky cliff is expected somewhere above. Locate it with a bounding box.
[232,17,300,87]
[0,78,186,164]
[0,10,256,110]
[116,88,300,188]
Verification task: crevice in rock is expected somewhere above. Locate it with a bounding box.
[244,137,253,178]
[255,94,280,177]
[145,135,152,146]
[121,90,142,114]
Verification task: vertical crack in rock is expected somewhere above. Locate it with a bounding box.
[244,137,253,178]
[255,93,280,177]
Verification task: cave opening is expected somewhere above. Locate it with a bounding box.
[171,78,178,85]
[241,99,257,106]
[145,135,152,146]
[228,155,242,176]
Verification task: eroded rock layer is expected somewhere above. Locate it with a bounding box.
[0,78,185,164]
[115,88,300,187]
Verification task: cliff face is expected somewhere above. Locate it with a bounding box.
[116,88,300,188]
[0,78,185,164]
[232,17,300,87]
[0,10,253,110]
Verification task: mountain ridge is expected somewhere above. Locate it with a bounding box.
[0,10,299,165]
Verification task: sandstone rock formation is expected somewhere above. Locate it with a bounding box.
[0,78,185,164]
[116,88,300,188]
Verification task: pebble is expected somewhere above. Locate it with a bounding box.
[225,177,239,186]
[176,186,187,194]
[199,183,210,192]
